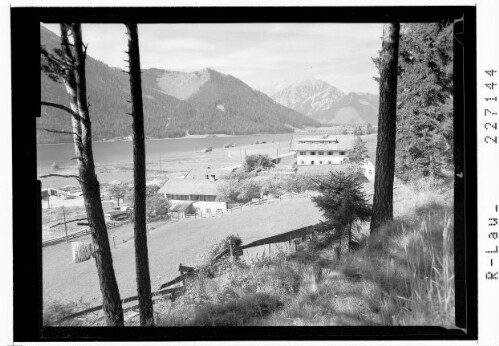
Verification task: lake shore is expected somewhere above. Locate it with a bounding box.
[38,138,294,189]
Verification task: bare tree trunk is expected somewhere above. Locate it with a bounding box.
[125,23,154,326]
[348,223,352,253]
[59,23,124,326]
[370,23,400,234]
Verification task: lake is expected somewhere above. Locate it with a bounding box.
[37,133,295,168]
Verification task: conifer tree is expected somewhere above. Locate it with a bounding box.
[40,23,124,326]
[312,171,371,252]
[370,23,400,234]
[373,22,453,182]
[348,136,369,164]
[125,22,154,326]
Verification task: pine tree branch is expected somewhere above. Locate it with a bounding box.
[41,101,80,119]
[37,127,81,138]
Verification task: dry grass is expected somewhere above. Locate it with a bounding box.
[44,176,454,327]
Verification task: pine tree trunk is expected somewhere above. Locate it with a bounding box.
[126,23,155,326]
[60,24,124,326]
[370,23,400,234]
[348,223,352,253]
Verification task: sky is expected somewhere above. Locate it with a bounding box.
[42,23,384,95]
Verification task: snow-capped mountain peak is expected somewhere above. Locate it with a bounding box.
[269,78,379,125]
[271,78,345,116]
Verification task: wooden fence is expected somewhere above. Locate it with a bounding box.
[54,223,318,325]
[42,228,91,247]
[42,221,129,247]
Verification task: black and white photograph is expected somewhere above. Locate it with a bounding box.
[6,3,486,343]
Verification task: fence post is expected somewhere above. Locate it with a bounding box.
[228,240,234,262]
[62,206,68,243]
[179,263,186,288]
[268,243,271,259]
[112,236,116,249]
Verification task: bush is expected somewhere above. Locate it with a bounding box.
[244,154,275,172]
[284,173,317,193]
[199,234,242,273]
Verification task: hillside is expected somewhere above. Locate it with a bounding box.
[145,68,321,136]
[270,78,379,126]
[38,26,320,144]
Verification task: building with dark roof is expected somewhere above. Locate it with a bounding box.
[158,171,228,215]
[290,135,355,166]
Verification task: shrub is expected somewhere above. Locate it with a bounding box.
[50,162,60,170]
[244,154,275,172]
[198,234,242,274]
[348,136,369,163]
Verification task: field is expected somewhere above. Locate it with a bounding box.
[42,195,323,304]
[38,139,294,190]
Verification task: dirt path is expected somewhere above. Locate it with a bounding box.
[43,196,323,304]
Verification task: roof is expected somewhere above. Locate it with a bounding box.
[290,134,355,152]
[170,202,193,212]
[158,177,221,196]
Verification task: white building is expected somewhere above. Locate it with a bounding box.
[158,172,227,215]
[360,159,375,181]
[291,135,355,166]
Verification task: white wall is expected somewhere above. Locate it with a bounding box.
[169,199,227,214]
[296,151,348,165]
[361,161,375,181]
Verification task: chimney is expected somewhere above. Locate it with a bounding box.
[210,174,216,182]
[205,174,209,180]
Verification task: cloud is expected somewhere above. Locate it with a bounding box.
[41,23,384,94]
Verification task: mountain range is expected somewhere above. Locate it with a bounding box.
[270,78,379,125]
[38,26,320,144]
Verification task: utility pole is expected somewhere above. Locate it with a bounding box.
[63,206,68,242]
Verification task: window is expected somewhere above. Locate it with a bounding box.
[328,152,333,155]
[369,170,372,174]
[319,161,323,165]
[299,151,306,155]
[310,152,316,155]
[328,161,332,164]
[340,151,345,155]
[301,161,305,164]
[206,208,211,214]
[311,161,315,165]
[318,152,324,155]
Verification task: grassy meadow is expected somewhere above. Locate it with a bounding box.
[44,176,454,327]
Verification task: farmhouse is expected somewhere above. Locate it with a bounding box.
[361,159,375,181]
[158,172,228,215]
[290,135,355,166]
